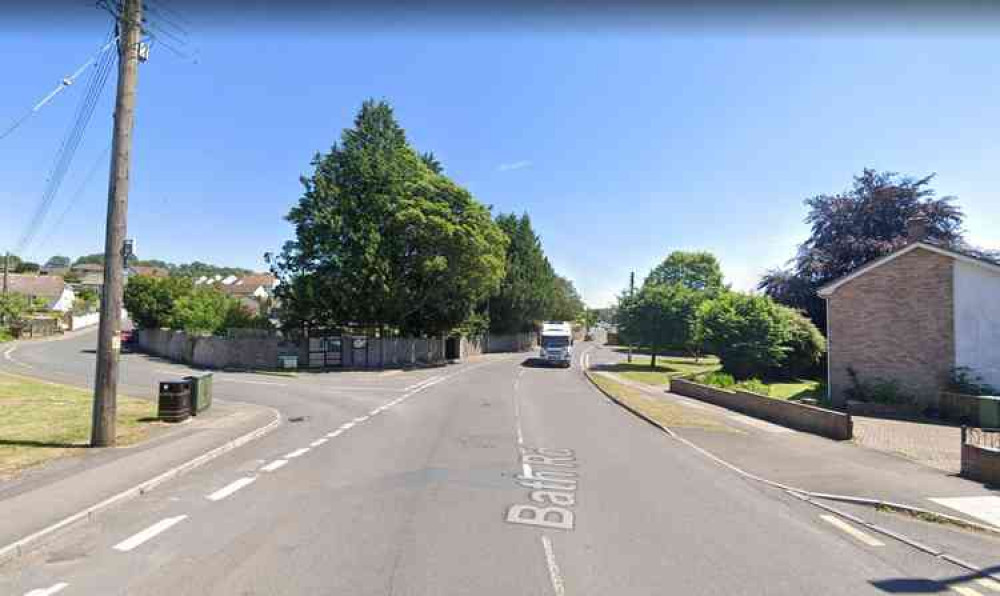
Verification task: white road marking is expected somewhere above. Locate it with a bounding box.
[952,586,984,596]
[819,515,884,546]
[327,430,344,438]
[24,582,69,596]
[339,422,355,430]
[261,459,288,472]
[3,347,16,361]
[929,496,1000,529]
[284,448,310,459]
[310,438,328,447]
[541,535,566,596]
[113,515,188,552]
[977,578,1000,592]
[206,477,256,501]
[354,415,369,423]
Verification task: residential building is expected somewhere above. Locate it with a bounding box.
[216,273,278,314]
[818,222,1000,408]
[5,274,75,312]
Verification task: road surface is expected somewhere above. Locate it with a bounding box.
[2,331,996,595]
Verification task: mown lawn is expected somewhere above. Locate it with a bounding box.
[768,380,823,401]
[0,372,157,478]
[601,354,721,386]
[587,371,732,432]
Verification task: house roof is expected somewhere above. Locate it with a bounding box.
[6,274,68,299]
[817,241,1000,298]
[71,263,104,273]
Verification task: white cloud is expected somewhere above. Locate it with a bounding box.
[497,160,532,172]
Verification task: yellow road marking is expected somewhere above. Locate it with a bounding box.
[819,515,884,547]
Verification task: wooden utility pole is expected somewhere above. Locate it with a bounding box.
[92,0,142,447]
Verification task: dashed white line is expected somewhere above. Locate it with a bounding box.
[327,430,344,438]
[112,515,188,552]
[354,415,369,423]
[261,459,288,472]
[24,582,69,596]
[541,535,566,596]
[206,477,256,501]
[819,515,884,547]
[284,448,310,459]
[310,438,328,447]
[339,422,355,431]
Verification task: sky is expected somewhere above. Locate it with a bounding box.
[3,3,1000,307]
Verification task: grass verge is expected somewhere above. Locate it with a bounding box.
[587,371,733,432]
[0,371,157,478]
[601,355,721,386]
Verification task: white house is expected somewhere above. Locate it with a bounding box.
[7,274,76,313]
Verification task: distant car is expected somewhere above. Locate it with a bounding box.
[120,330,135,352]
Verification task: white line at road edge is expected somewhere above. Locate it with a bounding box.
[541,535,566,596]
[261,459,288,472]
[112,515,188,552]
[206,477,256,501]
[819,514,884,547]
[285,448,310,458]
[0,406,280,565]
[24,582,69,596]
[310,438,328,447]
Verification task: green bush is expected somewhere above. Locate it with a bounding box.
[124,275,193,329]
[948,366,998,396]
[776,305,826,379]
[698,371,736,389]
[169,287,231,335]
[694,292,790,379]
[845,367,912,405]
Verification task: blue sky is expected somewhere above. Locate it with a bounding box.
[3,9,999,307]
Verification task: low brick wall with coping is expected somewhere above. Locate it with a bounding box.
[961,427,1000,485]
[670,378,853,440]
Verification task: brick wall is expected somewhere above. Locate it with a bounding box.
[828,248,955,408]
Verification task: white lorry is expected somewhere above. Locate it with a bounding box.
[539,321,574,368]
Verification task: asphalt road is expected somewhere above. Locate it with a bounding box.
[2,332,996,595]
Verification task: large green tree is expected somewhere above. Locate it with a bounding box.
[275,99,506,336]
[486,213,557,333]
[549,275,585,322]
[644,251,724,295]
[619,282,702,367]
[760,169,969,330]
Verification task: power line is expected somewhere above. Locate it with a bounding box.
[0,36,119,142]
[31,143,113,258]
[15,32,117,255]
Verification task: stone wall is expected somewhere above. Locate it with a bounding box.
[827,247,955,408]
[138,329,279,370]
[671,378,853,440]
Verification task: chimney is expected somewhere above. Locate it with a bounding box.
[906,214,930,243]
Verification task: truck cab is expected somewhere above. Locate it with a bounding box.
[539,321,574,368]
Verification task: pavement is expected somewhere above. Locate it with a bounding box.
[0,334,999,595]
[853,415,962,474]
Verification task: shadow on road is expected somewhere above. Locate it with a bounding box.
[870,566,1000,593]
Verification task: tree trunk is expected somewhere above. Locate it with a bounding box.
[651,352,657,368]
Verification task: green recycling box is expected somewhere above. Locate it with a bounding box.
[185,373,213,416]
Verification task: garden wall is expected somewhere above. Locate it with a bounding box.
[961,443,1000,486]
[671,378,853,440]
[139,329,536,371]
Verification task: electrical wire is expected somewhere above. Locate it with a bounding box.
[15,32,117,255]
[30,143,113,259]
[0,36,119,142]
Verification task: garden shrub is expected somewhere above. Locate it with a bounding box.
[694,292,789,379]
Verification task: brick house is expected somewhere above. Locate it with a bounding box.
[818,234,1000,408]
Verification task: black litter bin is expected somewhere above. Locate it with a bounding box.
[158,381,191,422]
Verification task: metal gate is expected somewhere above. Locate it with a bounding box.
[308,335,343,368]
